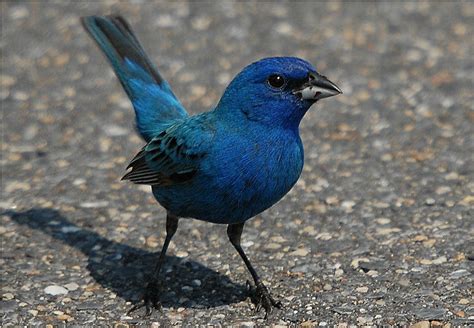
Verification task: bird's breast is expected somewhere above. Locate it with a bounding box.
[203,129,304,222]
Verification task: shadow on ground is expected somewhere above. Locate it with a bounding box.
[5,208,247,310]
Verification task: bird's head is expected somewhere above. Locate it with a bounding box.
[217,57,342,130]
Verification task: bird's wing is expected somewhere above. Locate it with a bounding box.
[81,15,188,141]
[122,116,213,186]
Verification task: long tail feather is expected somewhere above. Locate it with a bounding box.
[81,15,187,141]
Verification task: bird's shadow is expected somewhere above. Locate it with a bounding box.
[4,208,247,310]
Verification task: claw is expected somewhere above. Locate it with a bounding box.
[127,279,162,316]
[247,280,282,319]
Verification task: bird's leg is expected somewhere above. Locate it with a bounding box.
[227,223,282,318]
[128,212,179,316]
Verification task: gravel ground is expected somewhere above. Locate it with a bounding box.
[1,1,473,327]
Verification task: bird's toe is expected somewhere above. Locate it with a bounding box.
[127,279,163,317]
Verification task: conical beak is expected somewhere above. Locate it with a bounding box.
[295,73,342,101]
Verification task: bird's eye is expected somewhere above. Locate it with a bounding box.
[267,74,285,89]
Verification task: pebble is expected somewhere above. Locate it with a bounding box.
[410,321,430,328]
[450,269,469,279]
[2,293,14,300]
[181,286,193,292]
[432,256,447,264]
[290,248,310,257]
[413,307,447,320]
[64,282,79,291]
[80,201,109,208]
[28,310,38,316]
[435,186,451,195]
[356,286,369,293]
[191,279,202,287]
[458,298,469,305]
[425,198,436,206]
[376,217,391,225]
[341,200,356,212]
[103,124,129,137]
[44,285,68,296]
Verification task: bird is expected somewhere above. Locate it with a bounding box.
[81,15,342,317]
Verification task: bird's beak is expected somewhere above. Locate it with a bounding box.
[294,73,342,101]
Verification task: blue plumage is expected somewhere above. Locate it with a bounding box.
[82,15,342,317]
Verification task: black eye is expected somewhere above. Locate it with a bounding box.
[267,74,285,89]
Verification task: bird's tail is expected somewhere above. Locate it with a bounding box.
[81,15,188,141]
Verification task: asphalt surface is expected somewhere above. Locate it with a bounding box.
[1,1,473,327]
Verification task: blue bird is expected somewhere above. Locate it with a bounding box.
[82,15,342,317]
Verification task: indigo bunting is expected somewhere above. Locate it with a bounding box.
[82,15,341,317]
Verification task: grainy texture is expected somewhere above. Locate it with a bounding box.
[1,1,473,327]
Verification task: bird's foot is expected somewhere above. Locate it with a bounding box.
[247,280,282,318]
[127,279,162,316]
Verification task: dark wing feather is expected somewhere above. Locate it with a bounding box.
[122,118,210,186]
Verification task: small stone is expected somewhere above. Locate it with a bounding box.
[28,309,39,316]
[423,239,436,248]
[290,248,310,257]
[458,298,469,305]
[398,279,410,287]
[146,235,159,248]
[444,172,459,180]
[357,317,367,325]
[44,285,69,296]
[58,314,73,321]
[80,201,109,208]
[450,269,469,278]
[176,251,189,257]
[413,235,428,242]
[104,124,128,137]
[61,226,82,233]
[64,282,79,291]
[303,226,317,235]
[333,306,353,315]
[1,75,16,87]
[341,200,356,212]
[435,186,451,195]
[376,217,391,225]
[425,198,436,206]
[356,286,369,293]
[413,307,447,320]
[376,227,401,235]
[373,201,390,209]
[265,243,281,250]
[323,283,332,291]
[325,196,339,205]
[2,293,14,300]
[191,279,201,287]
[181,286,193,292]
[410,321,430,328]
[459,195,474,206]
[432,256,447,264]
